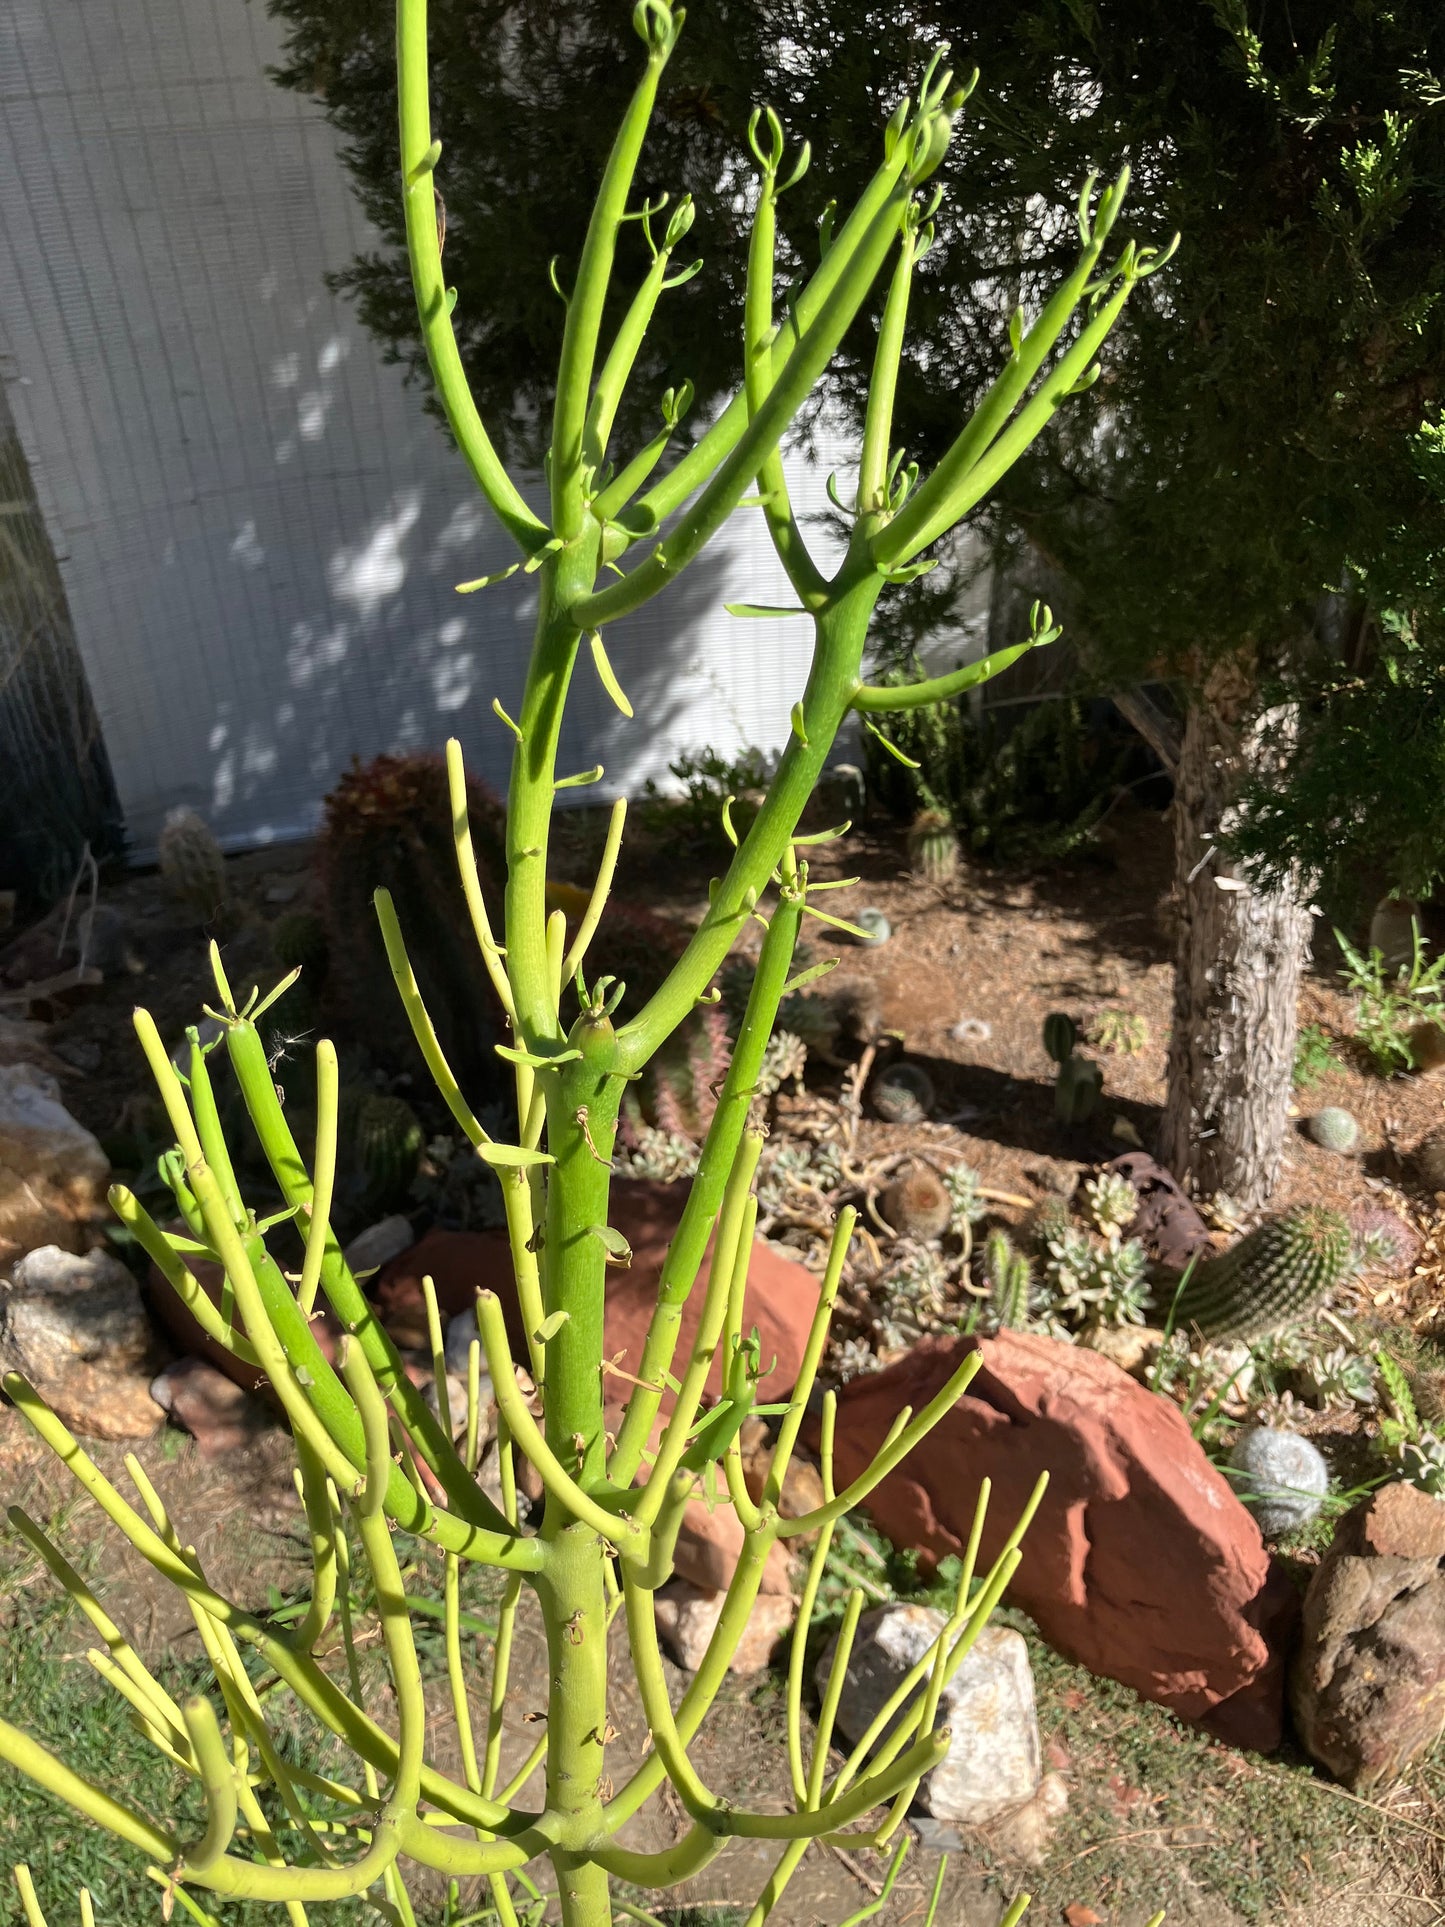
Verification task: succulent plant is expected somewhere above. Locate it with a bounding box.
[871,1060,934,1123]
[1397,1432,1445,1498]
[907,807,959,885]
[158,806,229,926]
[1043,1011,1078,1065]
[1041,1222,1149,1328]
[755,1029,808,1101]
[1054,1053,1104,1124]
[1307,1106,1359,1153]
[1227,1426,1330,1537]
[944,1160,987,1232]
[1087,1008,1148,1056]
[1027,1193,1073,1254]
[881,1163,952,1240]
[982,1227,1033,1331]
[1084,1171,1139,1239]
[1162,1203,1356,1342]
[1301,1345,1377,1410]
[854,907,892,947]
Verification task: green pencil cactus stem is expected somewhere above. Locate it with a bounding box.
[0,3,1163,1921]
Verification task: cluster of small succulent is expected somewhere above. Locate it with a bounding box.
[1375,1350,1445,1499]
[755,1028,808,1101]
[1300,1344,1377,1411]
[1027,1173,1150,1331]
[874,1244,952,1353]
[1043,1011,1103,1124]
[615,1122,702,1183]
[943,1160,987,1235]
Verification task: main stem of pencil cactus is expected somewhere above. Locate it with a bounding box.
[1,4,1172,1923]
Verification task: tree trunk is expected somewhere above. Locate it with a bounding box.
[1159,675,1314,1210]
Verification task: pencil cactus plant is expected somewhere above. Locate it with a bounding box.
[0,2,1168,1922]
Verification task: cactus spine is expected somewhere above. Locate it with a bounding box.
[158,806,229,925]
[908,807,959,885]
[1161,1203,1356,1341]
[983,1228,1033,1330]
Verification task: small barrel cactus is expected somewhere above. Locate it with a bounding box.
[1307,1106,1359,1154]
[853,907,891,947]
[1055,1053,1103,1125]
[1162,1203,1356,1342]
[881,1164,952,1240]
[983,1228,1033,1330]
[158,806,229,925]
[271,907,330,980]
[1043,1012,1078,1065]
[1027,1194,1073,1254]
[1227,1427,1330,1537]
[907,808,959,886]
[343,1088,425,1209]
[871,1060,934,1124]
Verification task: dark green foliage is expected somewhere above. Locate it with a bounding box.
[864,693,1134,865]
[1161,1204,1356,1342]
[1292,1022,1344,1091]
[317,752,508,1108]
[638,747,774,855]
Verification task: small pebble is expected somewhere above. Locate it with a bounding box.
[950,1017,991,1043]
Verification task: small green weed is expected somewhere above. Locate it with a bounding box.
[1336,919,1445,1075]
[1292,1021,1344,1090]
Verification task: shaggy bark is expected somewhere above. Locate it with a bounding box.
[1160,682,1314,1209]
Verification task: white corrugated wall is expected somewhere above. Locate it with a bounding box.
[0,0,877,857]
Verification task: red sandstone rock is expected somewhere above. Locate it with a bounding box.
[373,1181,818,1431]
[151,1355,270,1458]
[673,1494,794,1595]
[146,1249,343,1395]
[815,1329,1296,1750]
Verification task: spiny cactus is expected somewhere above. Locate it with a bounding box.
[1161,1203,1356,1342]
[1042,1012,1103,1123]
[983,1227,1033,1330]
[1227,1427,1330,1537]
[341,1086,425,1210]
[882,1162,952,1239]
[1055,1052,1103,1124]
[854,906,892,946]
[1028,1193,1073,1253]
[1043,1011,1078,1064]
[271,907,330,980]
[1307,1106,1359,1154]
[319,752,508,1103]
[638,1000,733,1141]
[872,1059,934,1123]
[908,806,959,885]
[158,806,229,925]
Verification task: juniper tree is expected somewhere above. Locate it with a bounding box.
[269,0,1445,1208]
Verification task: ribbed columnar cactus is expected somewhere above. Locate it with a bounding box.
[0,5,1170,1923]
[1161,1204,1356,1341]
[158,805,229,926]
[983,1227,1034,1330]
[907,806,959,884]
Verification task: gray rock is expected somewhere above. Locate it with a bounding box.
[817,1606,1042,1825]
[817,763,866,819]
[169,1015,227,1077]
[1,1244,166,1439]
[51,1035,103,1074]
[1228,1427,1329,1537]
[343,1213,415,1277]
[1291,1481,1445,1789]
[0,1062,111,1266]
